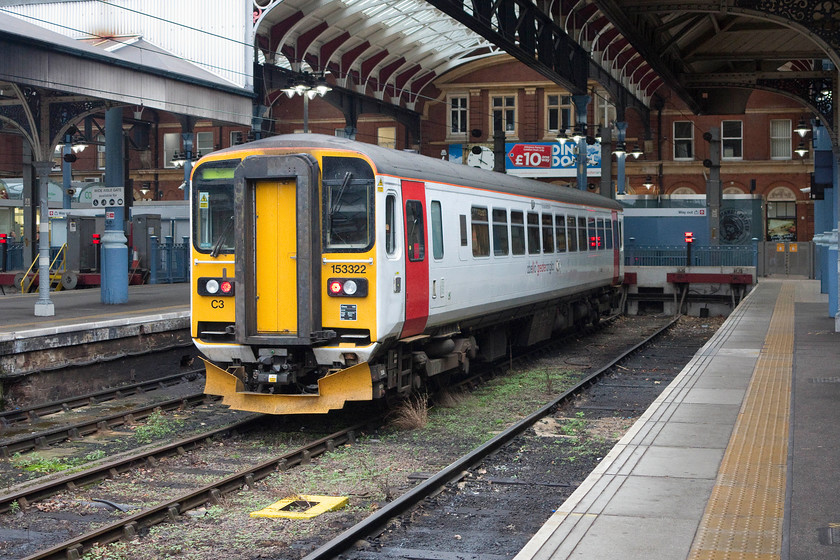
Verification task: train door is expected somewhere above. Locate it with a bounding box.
[254,179,298,333]
[400,180,429,338]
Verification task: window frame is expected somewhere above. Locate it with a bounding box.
[770,119,792,160]
[545,93,572,136]
[448,94,468,139]
[721,120,743,160]
[510,210,526,255]
[491,94,517,137]
[673,121,694,160]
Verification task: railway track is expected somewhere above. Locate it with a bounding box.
[304,319,693,560]
[0,370,205,430]
[0,315,715,559]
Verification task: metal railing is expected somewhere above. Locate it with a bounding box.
[625,244,757,268]
[149,235,190,284]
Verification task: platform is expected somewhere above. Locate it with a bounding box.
[515,278,840,560]
[0,284,192,407]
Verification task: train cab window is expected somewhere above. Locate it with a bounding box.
[527,212,541,254]
[578,216,588,251]
[323,156,374,252]
[471,206,490,257]
[555,213,567,252]
[431,200,444,259]
[588,217,598,250]
[492,208,509,256]
[567,215,578,252]
[192,161,238,254]
[511,211,525,255]
[605,218,613,249]
[405,200,425,261]
[385,194,396,256]
[542,213,554,253]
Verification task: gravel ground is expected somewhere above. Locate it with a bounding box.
[0,314,724,560]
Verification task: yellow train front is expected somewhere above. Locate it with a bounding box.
[191,134,624,415]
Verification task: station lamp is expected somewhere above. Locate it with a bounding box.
[794,119,809,137]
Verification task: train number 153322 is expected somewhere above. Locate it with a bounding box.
[330,264,367,274]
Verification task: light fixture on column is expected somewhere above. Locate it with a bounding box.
[795,141,808,157]
[794,119,809,138]
[571,124,585,143]
[643,175,654,188]
[630,144,643,158]
[613,141,626,156]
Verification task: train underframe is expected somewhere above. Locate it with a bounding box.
[203,286,621,414]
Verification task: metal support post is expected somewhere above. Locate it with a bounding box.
[615,122,627,195]
[599,126,613,199]
[101,107,128,304]
[182,132,194,201]
[33,161,54,316]
[572,95,590,191]
[62,134,73,209]
[704,127,722,246]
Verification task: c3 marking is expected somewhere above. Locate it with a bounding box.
[211,299,225,309]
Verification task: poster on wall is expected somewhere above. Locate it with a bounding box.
[767,218,796,241]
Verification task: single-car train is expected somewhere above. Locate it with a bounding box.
[190,134,624,414]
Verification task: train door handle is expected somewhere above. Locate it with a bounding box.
[394,276,402,293]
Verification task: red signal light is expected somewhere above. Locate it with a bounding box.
[329,280,343,295]
[220,280,233,294]
[684,232,694,243]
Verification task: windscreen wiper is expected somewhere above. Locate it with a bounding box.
[210,215,234,258]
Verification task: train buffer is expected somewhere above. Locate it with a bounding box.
[668,272,754,315]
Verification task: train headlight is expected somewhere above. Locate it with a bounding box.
[205,279,220,294]
[342,280,358,295]
[326,278,368,297]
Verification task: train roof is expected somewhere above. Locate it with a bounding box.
[213,133,623,211]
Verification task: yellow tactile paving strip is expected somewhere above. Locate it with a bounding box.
[688,282,794,560]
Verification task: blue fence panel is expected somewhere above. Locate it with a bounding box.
[3,242,24,271]
[150,235,190,284]
[625,245,756,267]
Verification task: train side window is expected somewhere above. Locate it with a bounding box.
[588,217,597,250]
[542,213,555,253]
[492,208,509,256]
[578,216,588,251]
[511,211,525,255]
[527,212,540,254]
[431,200,444,259]
[555,213,567,252]
[405,200,425,262]
[471,206,490,257]
[595,218,604,250]
[605,218,613,249]
[460,215,468,246]
[567,215,578,252]
[385,194,396,256]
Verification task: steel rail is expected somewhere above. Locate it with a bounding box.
[0,369,205,429]
[0,393,217,456]
[0,413,260,514]
[20,420,376,560]
[301,315,681,560]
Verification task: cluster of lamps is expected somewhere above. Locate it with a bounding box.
[794,119,809,157]
[170,150,201,168]
[281,73,332,100]
[613,141,644,158]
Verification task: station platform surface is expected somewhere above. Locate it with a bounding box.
[516,278,840,560]
[0,283,190,338]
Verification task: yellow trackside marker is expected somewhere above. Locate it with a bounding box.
[250,495,348,519]
[688,282,794,560]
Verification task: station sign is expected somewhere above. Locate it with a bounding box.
[47,209,69,218]
[91,186,124,207]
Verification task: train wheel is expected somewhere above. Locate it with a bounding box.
[61,272,78,290]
